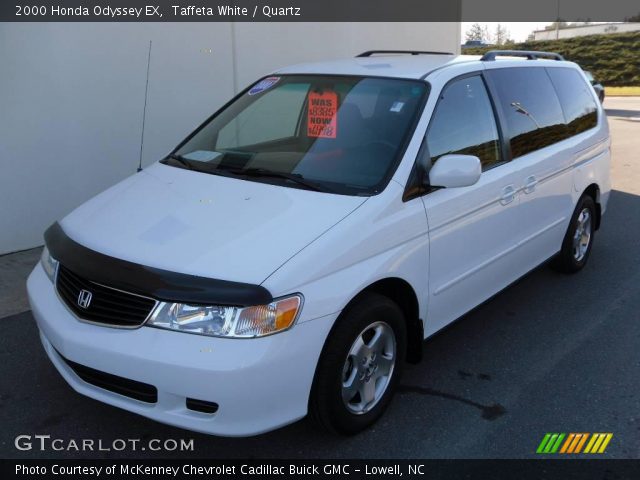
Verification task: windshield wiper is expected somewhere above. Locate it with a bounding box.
[166,154,195,170]
[165,159,332,193]
[225,168,332,193]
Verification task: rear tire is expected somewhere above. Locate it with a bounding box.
[551,195,596,274]
[309,292,406,435]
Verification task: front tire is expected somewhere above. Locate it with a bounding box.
[551,195,596,273]
[309,292,406,435]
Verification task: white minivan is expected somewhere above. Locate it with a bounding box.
[28,50,611,436]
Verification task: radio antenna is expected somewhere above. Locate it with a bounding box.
[138,40,152,172]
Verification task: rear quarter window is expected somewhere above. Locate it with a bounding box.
[546,67,598,137]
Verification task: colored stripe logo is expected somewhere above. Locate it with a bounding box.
[536,433,613,454]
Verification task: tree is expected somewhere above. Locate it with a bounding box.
[494,24,510,45]
[482,24,491,43]
[465,23,491,43]
[465,23,485,42]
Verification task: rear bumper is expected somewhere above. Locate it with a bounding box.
[27,264,336,436]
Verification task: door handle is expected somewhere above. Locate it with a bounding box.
[500,185,516,205]
[523,175,538,194]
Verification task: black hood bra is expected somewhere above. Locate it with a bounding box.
[44,222,272,307]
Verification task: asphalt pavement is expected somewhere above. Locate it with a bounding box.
[1,98,639,459]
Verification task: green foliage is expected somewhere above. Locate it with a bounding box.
[463,31,640,86]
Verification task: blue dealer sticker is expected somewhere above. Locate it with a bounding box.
[248,76,280,95]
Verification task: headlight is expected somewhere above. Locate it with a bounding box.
[146,295,302,338]
[40,246,58,282]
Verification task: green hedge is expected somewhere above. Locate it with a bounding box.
[463,31,640,86]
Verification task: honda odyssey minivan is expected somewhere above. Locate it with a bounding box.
[28,50,611,436]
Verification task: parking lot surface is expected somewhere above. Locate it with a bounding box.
[1,98,639,459]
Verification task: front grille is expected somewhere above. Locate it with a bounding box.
[57,350,157,403]
[56,264,157,327]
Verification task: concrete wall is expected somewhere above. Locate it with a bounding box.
[534,22,640,41]
[0,22,460,254]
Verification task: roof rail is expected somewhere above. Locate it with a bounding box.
[357,50,454,57]
[480,50,565,61]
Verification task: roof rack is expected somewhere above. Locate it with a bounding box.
[480,50,565,61]
[357,50,454,57]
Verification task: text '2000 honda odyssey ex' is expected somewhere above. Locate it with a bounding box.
[28,50,611,436]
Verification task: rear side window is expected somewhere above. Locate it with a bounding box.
[546,67,598,137]
[427,75,502,170]
[487,68,566,158]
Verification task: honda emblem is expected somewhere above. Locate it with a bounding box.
[77,289,93,309]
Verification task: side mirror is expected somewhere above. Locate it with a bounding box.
[428,154,481,188]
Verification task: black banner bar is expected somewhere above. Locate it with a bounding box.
[2,0,640,22]
[3,459,640,480]
[4,0,462,22]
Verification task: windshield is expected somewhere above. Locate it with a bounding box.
[165,75,428,195]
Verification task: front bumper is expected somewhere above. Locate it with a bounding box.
[27,264,335,436]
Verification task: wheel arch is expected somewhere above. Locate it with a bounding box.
[582,183,602,230]
[342,278,423,364]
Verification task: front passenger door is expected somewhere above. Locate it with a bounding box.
[422,74,523,335]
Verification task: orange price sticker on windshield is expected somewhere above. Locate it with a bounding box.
[308,91,338,138]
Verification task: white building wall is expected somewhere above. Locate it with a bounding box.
[0,22,459,254]
[533,22,640,41]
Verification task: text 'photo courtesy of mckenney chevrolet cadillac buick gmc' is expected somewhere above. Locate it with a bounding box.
[28,49,611,437]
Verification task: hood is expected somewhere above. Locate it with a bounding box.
[60,162,366,285]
